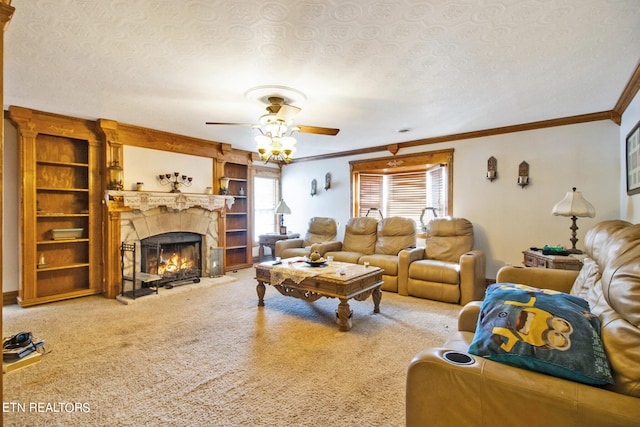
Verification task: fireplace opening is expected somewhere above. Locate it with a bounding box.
[140,232,202,288]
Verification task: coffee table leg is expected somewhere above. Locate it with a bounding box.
[372,286,382,313]
[336,299,353,331]
[256,281,266,306]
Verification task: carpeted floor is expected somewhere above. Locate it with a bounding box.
[3,267,461,427]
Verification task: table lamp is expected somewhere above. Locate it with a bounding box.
[275,199,291,234]
[551,187,595,254]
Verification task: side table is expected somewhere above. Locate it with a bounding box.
[258,233,300,260]
[522,249,583,271]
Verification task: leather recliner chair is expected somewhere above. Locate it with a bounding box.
[406,220,640,426]
[399,217,486,305]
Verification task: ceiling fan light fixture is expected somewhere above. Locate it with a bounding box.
[254,134,296,164]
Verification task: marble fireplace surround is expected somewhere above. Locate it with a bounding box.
[106,191,234,295]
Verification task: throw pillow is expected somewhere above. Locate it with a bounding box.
[468,283,614,385]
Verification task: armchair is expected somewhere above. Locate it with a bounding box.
[400,217,486,305]
[406,220,640,426]
[275,217,338,259]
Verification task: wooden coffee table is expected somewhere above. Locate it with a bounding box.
[254,259,383,331]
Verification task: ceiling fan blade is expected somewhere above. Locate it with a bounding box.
[205,122,255,127]
[297,125,340,136]
[275,103,301,123]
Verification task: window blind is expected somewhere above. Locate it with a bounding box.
[387,172,427,228]
[358,174,383,217]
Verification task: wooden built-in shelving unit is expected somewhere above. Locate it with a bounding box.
[10,106,103,306]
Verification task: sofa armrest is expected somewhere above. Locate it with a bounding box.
[398,247,425,296]
[457,301,481,332]
[407,347,640,427]
[459,250,486,305]
[312,240,342,255]
[496,265,578,294]
[274,238,304,257]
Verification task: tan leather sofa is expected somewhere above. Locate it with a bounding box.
[406,220,640,426]
[400,217,486,305]
[274,217,338,259]
[320,216,416,292]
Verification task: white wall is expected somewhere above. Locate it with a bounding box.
[620,90,640,223]
[123,146,213,193]
[282,120,621,279]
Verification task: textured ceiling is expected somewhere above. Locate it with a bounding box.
[5,0,640,158]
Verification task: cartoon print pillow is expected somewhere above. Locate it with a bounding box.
[468,283,613,385]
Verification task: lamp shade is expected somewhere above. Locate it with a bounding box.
[552,187,595,218]
[275,199,291,215]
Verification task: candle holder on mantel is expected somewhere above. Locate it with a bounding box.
[158,172,193,193]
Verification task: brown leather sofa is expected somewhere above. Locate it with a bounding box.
[274,217,338,259]
[400,217,486,305]
[320,216,416,292]
[406,220,640,426]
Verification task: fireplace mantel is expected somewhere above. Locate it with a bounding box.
[106,191,234,212]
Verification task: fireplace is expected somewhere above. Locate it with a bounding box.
[140,232,202,288]
[105,191,234,299]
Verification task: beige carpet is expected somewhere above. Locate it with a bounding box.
[3,267,460,427]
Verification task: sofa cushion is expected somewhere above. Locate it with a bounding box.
[590,222,640,397]
[409,259,460,284]
[569,257,599,300]
[358,254,399,276]
[375,216,416,255]
[469,283,613,386]
[303,217,338,246]
[325,251,363,264]
[341,217,378,254]
[425,217,473,262]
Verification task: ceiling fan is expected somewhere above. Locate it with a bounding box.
[205,95,340,138]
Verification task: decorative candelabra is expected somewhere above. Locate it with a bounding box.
[158,172,193,193]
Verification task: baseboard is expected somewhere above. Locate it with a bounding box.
[3,291,18,306]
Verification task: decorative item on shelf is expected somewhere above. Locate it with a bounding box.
[486,156,497,182]
[108,160,124,191]
[419,207,438,232]
[518,161,529,188]
[158,172,193,193]
[552,187,596,254]
[219,176,229,195]
[310,179,317,196]
[205,187,213,195]
[136,182,144,191]
[239,187,245,196]
[37,253,47,269]
[324,172,331,190]
[275,199,291,235]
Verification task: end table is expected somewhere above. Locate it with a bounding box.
[522,249,583,271]
[258,233,300,260]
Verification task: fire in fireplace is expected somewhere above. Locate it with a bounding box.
[140,232,202,288]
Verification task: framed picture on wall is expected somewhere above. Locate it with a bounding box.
[627,119,640,196]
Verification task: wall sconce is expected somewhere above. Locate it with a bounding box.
[108,160,123,191]
[518,161,529,188]
[486,156,497,182]
[324,172,331,190]
[219,176,229,195]
[310,179,317,197]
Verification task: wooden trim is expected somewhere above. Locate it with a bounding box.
[3,291,18,306]
[292,111,615,163]
[613,61,640,120]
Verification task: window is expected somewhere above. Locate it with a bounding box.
[253,175,279,241]
[351,149,453,230]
